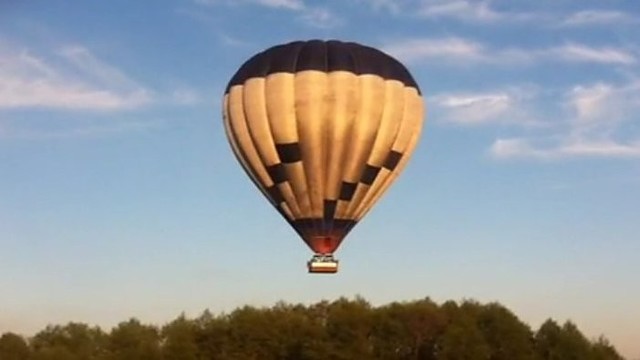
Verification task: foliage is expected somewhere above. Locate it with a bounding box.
[0,297,625,360]
[0,333,30,360]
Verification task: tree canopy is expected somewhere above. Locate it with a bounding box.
[0,297,625,360]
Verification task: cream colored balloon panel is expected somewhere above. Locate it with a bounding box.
[343,78,406,218]
[353,87,425,221]
[222,95,264,195]
[330,74,384,220]
[322,71,359,203]
[243,77,303,220]
[224,89,276,206]
[294,71,328,219]
[224,73,423,227]
[264,73,305,218]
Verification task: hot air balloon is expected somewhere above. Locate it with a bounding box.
[222,39,425,273]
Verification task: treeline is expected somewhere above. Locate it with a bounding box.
[0,297,624,360]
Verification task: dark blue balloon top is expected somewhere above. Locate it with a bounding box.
[225,39,421,94]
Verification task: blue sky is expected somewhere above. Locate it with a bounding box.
[1,0,639,357]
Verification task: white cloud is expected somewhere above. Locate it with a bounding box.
[490,80,640,160]
[171,88,202,105]
[194,0,341,28]
[218,33,252,48]
[255,0,304,10]
[383,37,485,63]
[490,138,550,159]
[298,7,342,28]
[415,2,635,28]
[194,0,304,8]
[57,46,147,89]
[490,138,640,160]
[417,0,540,23]
[382,37,636,66]
[562,10,636,26]
[0,43,151,111]
[351,0,402,14]
[430,86,544,127]
[551,44,636,65]
[419,0,500,22]
[568,83,615,125]
[0,119,161,140]
[431,92,512,125]
[561,140,640,157]
[566,81,640,138]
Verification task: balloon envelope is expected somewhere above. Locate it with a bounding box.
[222,39,425,254]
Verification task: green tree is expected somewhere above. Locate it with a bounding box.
[0,296,626,360]
[30,322,106,360]
[372,298,445,360]
[270,301,329,360]
[324,296,374,360]
[106,318,161,360]
[477,302,536,360]
[558,321,594,360]
[224,305,288,360]
[591,336,624,360]
[161,314,199,360]
[535,319,563,360]
[435,300,490,360]
[0,332,31,360]
[535,319,594,360]
[192,310,230,360]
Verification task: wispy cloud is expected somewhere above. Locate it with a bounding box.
[194,0,341,28]
[255,0,304,10]
[562,80,640,143]
[0,119,161,140]
[196,0,303,9]
[417,0,540,23]
[0,42,151,111]
[429,86,544,127]
[419,0,500,22]
[550,44,636,65]
[431,92,513,125]
[170,88,202,105]
[217,33,253,48]
[383,37,637,66]
[490,138,640,160]
[489,80,640,160]
[490,138,550,160]
[352,1,635,29]
[58,46,143,89]
[297,7,342,28]
[351,0,402,14]
[383,37,485,63]
[561,10,637,26]
[568,83,616,128]
[561,140,640,157]
[174,8,254,48]
[412,2,636,28]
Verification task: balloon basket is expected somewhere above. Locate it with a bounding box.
[307,254,339,274]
